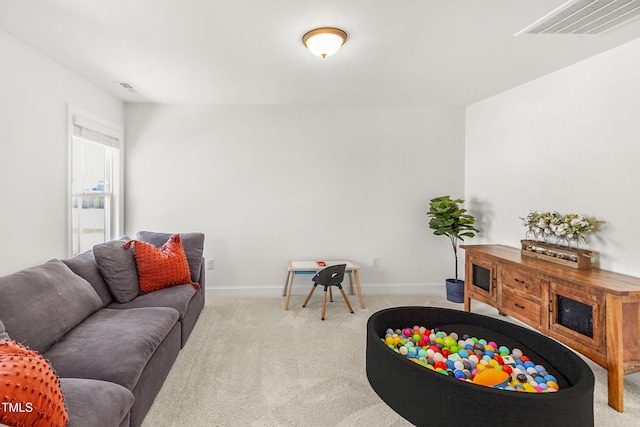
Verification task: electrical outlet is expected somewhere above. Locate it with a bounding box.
[371,256,379,267]
[206,259,214,270]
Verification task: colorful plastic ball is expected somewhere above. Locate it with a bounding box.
[520,355,531,363]
[473,368,510,388]
[544,374,557,383]
[434,361,447,370]
[454,360,465,371]
[443,336,456,348]
[502,365,513,375]
[458,349,469,359]
[454,369,466,379]
[498,345,509,355]
[511,348,523,358]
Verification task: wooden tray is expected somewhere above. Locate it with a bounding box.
[520,239,599,269]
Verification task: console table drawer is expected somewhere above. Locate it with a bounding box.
[501,289,541,326]
[501,268,540,298]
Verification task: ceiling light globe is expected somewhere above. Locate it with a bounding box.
[302,27,347,58]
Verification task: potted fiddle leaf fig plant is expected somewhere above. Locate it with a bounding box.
[427,195,479,302]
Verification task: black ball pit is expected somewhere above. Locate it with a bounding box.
[366,306,594,426]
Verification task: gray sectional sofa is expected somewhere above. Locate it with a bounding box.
[0,232,205,427]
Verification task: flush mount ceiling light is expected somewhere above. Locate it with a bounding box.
[302,27,348,58]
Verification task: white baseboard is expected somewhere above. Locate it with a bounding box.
[205,282,445,297]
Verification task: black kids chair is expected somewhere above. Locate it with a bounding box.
[302,264,354,320]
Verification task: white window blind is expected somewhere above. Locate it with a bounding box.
[73,115,121,149]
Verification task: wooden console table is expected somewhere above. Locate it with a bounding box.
[461,244,640,412]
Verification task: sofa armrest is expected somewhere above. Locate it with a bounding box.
[198,256,206,291]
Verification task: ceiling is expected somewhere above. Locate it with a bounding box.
[2,0,640,107]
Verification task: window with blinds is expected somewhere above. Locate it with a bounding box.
[70,113,123,256]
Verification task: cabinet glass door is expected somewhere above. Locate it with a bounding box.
[549,281,604,353]
[466,256,496,303]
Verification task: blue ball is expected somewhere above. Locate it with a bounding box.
[458,349,469,358]
[454,369,466,379]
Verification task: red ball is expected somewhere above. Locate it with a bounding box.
[434,361,447,370]
[493,355,504,365]
[428,345,440,353]
[502,365,513,374]
[520,355,530,362]
[418,340,426,347]
[442,349,452,358]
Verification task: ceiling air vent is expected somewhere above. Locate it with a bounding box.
[118,82,140,93]
[515,0,640,35]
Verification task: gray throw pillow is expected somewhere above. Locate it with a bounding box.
[0,259,103,353]
[135,231,205,283]
[93,237,140,303]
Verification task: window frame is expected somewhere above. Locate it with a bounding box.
[68,106,124,256]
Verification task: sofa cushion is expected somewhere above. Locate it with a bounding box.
[108,283,197,321]
[0,340,68,427]
[125,234,198,294]
[136,231,205,283]
[44,307,179,390]
[60,378,134,427]
[62,249,114,306]
[0,259,103,353]
[93,237,139,303]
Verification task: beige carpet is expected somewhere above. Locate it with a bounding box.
[142,293,640,426]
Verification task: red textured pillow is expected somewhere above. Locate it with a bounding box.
[125,234,200,294]
[0,340,68,427]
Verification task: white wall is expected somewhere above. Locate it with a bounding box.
[466,37,640,277]
[0,30,124,275]
[125,104,465,294]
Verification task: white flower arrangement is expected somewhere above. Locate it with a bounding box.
[521,211,603,246]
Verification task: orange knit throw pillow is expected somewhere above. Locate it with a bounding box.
[124,234,200,294]
[0,340,68,427]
